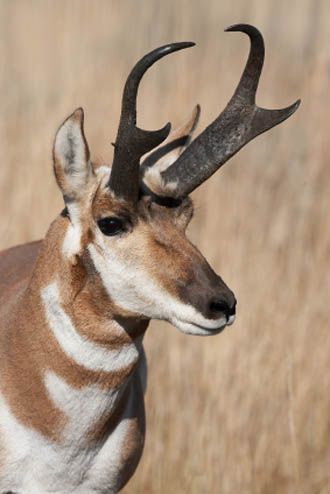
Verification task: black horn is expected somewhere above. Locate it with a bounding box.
[108,42,195,203]
[158,24,300,198]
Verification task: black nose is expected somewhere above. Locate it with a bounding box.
[209,297,236,319]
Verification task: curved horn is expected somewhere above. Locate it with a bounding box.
[159,24,300,198]
[108,42,195,203]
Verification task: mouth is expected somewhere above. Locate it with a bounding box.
[172,314,235,336]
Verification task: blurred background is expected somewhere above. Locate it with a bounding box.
[0,1,329,493]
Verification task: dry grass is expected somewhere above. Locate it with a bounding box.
[0,1,329,493]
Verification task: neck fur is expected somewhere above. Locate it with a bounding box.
[6,215,148,443]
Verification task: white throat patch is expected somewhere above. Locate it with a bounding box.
[41,281,141,373]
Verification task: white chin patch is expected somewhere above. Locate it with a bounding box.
[227,314,236,326]
[171,315,229,336]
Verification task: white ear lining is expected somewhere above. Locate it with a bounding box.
[53,108,92,201]
[141,105,200,196]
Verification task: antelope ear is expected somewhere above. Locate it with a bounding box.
[53,108,92,202]
[141,106,200,194]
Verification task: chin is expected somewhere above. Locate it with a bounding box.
[171,317,229,336]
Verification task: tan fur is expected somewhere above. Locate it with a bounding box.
[0,179,220,449]
[0,109,234,493]
[0,219,147,443]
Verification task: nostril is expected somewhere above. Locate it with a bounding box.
[209,298,236,318]
[209,300,227,313]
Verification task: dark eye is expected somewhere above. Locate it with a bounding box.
[97,217,124,236]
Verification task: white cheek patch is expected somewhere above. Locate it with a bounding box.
[41,282,140,373]
[88,239,229,336]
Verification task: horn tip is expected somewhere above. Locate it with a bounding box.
[175,41,196,50]
[163,121,172,135]
[284,99,301,118]
[162,41,195,54]
[293,98,301,110]
[148,42,195,62]
[179,41,195,48]
[225,23,262,39]
[258,98,301,129]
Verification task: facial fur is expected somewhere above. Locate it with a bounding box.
[53,109,236,336]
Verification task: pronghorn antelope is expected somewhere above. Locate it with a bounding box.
[0,24,299,494]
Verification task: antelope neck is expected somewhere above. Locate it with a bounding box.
[3,216,148,442]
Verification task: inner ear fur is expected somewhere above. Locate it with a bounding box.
[140,105,200,196]
[53,107,93,203]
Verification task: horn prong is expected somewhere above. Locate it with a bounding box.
[156,24,300,198]
[108,42,195,203]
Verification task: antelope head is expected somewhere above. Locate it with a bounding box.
[53,24,299,336]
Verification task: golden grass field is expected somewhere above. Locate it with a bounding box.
[0,1,329,493]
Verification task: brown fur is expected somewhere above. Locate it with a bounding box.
[0,109,235,492]
[0,218,148,442]
[0,179,229,447]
